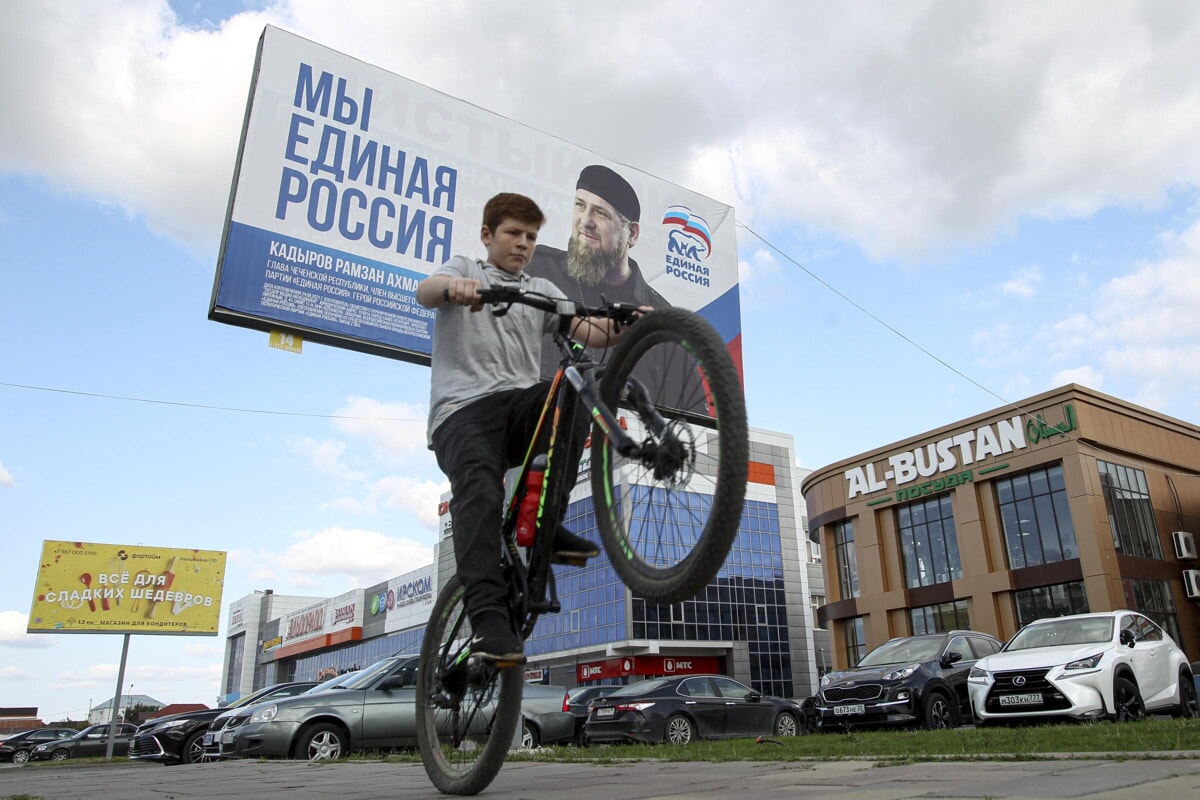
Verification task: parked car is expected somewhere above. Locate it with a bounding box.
[566,686,620,747]
[0,728,79,764]
[128,681,319,765]
[27,723,138,761]
[584,674,804,745]
[201,673,360,760]
[814,631,1002,731]
[968,610,1199,724]
[212,654,573,760]
[518,684,575,748]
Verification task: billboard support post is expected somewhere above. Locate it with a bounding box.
[104,633,131,760]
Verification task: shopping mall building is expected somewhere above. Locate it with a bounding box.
[801,384,1200,670]
[218,427,829,704]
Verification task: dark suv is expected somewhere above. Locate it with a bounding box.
[815,630,1002,731]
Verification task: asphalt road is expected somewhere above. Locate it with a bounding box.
[3,755,1200,800]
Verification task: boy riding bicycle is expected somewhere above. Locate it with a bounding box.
[416,192,641,664]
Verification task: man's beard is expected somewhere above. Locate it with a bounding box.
[566,233,627,285]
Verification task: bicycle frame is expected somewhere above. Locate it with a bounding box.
[499,327,648,640]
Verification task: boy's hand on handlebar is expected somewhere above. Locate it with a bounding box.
[442,277,484,311]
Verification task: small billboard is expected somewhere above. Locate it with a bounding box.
[209,26,741,371]
[27,541,226,635]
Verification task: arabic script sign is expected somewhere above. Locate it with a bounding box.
[846,403,1079,502]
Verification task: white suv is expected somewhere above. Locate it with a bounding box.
[968,610,1198,724]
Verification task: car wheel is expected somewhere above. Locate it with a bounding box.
[50,748,71,762]
[773,711,799,737]
[521,720,539,750]
[292,723,346,760]
[922,692,956,731]
[1172,672,1200,718]
[1113,676,1145,722]
[664,713,695,745]
[12,750,31,764]
[180,730,206,765]
[575,726,590,748]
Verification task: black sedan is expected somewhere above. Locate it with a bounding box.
[566,686,619,747]
[584,674,803,745]
[814,630,1002,731]
[27,723,138,761]
[0,728,78,764]
[128,681,319,765]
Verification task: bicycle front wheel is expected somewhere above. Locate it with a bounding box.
[415,575,524,796]
[592,307,748,604]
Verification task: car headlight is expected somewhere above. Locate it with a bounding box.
[249,705,279,724]
[882,663,919,681]
[967,666,990,683]
[158,719,192,729]
[820,673,832,688]
[1064,653,1103,671]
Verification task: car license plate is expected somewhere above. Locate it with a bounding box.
[596,707,615,718]
[221,731,235,745]
[834,704,865,716]
[999,693,1043,706]
[202,733,214,746]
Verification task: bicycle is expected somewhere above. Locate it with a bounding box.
[415,286,748,795]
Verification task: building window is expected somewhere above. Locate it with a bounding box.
[811,594,825,629]
[225,634,245,696]
[1123,577,1183,647]
[897,494,961,588]
[994,463,1078,569]
[833,520,859,599]
[844,617,866,667]
[808,538,822,563]
[910,600,970,635]
[1097,461,1164,559]
[1014,581,1089,627]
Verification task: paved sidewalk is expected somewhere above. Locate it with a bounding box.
[4,756,1200,800]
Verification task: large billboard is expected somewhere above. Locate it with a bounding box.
[210,26,741,371]
[27,541,226,635]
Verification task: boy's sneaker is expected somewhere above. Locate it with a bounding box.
[552,526,600,565]
[469,612,526,664]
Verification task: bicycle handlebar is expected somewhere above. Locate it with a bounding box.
[444,285,644,326]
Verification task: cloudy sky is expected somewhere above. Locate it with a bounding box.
[4,0,1200,720]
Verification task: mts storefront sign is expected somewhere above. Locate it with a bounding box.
[576,655,719,682]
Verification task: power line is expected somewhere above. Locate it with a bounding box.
[0,381,422,422]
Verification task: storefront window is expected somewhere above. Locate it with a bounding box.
[834,520,859,599]
[225,634,245,696]
[910,600,969,635]
[1014,581,1089,627]
[1098,461,1164,559]
[994,463,1078,569]
[897,494,961,588]
[844,616,866,667]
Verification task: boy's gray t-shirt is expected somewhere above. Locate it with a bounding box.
[426,255,568,445]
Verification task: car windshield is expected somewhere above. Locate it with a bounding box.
[305,672,359,693]
[858,637,943,666]
[334,656,412,690]
[1005,617,1114,651]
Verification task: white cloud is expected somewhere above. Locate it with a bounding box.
[0,610,52,649]
[1052,365,1104,390]
[232,527,434,594]
[291,436,365,482]
[331,397,430,462]
[5,2,1200,263]
[0,460,12,486]
[1000,265,1042,298]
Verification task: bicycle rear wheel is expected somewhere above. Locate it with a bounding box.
[592,307,748,604]
[415,575,524,796]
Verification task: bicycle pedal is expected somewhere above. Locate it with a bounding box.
[551,555,589,567]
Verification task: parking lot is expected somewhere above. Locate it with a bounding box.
[4,755,1200,800]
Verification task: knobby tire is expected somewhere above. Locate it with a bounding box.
[415,575,524,795]
[592,307,748,603]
